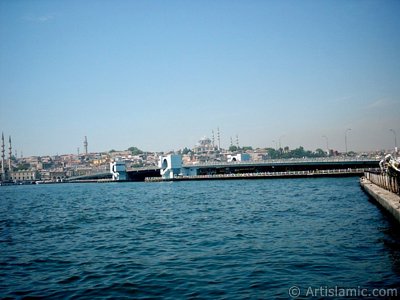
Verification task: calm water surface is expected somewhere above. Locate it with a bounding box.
[1,177,399,298]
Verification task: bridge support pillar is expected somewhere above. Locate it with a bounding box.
[159,155,182,179]
[110,160,127,181]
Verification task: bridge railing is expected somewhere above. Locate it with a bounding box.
[364,171,400,195]
[146,168,379,182]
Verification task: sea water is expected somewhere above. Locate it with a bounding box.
[1,177,399,298]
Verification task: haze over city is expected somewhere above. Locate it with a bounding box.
[1,0,399,156]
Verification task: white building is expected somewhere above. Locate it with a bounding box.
[227,153,251,163]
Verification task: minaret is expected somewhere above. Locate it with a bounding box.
[8,136,12,171]
[236,134,240,148]
[212,130,215,147]
[217,127,221,150]
[84,136,88,155]
[1,133,5,179]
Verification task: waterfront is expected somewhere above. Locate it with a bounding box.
[1,178,400,298]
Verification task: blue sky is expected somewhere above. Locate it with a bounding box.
[0,0,399,156]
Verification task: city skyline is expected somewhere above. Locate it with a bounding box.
[0,129,398,158]
[1,1,399,156]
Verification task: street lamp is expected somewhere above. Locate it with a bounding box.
[345,128,351,155]
[322,135,329,155]
[279,135,285,149]
[389,129,397,152]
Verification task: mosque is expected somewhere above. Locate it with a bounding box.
[1,133,41,183]
[0,132,13,182]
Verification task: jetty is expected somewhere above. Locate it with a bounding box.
[360,154,400,223]
[361,172,400,223]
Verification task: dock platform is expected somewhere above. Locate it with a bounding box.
[360,176,400,223]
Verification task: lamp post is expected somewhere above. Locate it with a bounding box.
[322,135,329,155]
[345,128,351,155]
[279,135,285,149]
[389,129,397,152]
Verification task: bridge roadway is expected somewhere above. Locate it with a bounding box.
[66,172,112,182]
[66,157,380,182]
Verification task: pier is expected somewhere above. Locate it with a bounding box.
[360,172,400,223]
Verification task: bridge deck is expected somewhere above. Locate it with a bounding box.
[66,172,112,181]
[67,158,380,182]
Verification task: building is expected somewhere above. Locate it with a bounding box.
[192,137,222,163]
[193,137,216,153]
[227,153,251,163]
[10,170,40,182]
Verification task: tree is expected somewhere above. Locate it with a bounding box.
[290,146,306,158]
[229,145,238,152]
[181,147,191,155]
[266,148,280,159]
[128,146,143,156]
[17,163,31,171]
[315,148,326,157]
[241,146,253,152]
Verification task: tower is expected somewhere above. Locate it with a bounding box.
[8,136,12,171]
[84,136,88,155]
[212,130,215,147]
[236,134,240,148]
[1,133,5,179]
[217,127,221,150]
